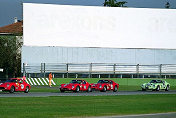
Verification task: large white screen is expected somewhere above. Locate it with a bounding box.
[23,3,176,49]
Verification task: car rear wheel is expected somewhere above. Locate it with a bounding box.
[60,89,65,93]
[101,86,107,92]
[165,85,170,91]
[75,86,80,92]
[156,86,160,91]
[9,86,15,93]
[87,86,92,92]
[113,86,118,92]
[142,88,146,91]
[24,86,29,93]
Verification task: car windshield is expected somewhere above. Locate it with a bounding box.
[98,80,109,83]
[150,80,159,83]
[150,80,161,83]
[5,79,17,83]
[70,80,82,84]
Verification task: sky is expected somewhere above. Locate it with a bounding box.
[0,0,176,27]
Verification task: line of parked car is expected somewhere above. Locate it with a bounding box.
[0,78,170,93]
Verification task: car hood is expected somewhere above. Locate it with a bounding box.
[143,82,155,86]
[92,83,102,86]
[0,82,9,86]
[62,83,77,87]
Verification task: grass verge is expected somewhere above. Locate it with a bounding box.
[0,94,176,118]
[29,78,176,92]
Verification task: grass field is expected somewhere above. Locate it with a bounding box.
[0,94,176,118]
[29,78,176,92]
[53,78,176,86]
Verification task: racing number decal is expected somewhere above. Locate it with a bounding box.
[16,83,19,87]
[84,86,86,89]
[16,83,19,89]
[21,84,24,89]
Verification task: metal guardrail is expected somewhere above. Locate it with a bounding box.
[22,63,176,78]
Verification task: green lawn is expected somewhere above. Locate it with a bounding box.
[29,78,176,92]
[54,78,176,89]
[53,78,176,86]
[0,94,176,118]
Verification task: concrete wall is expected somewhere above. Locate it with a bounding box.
[22,46,176,65]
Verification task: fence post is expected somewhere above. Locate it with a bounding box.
[44,63,46,78]
[41,63,43,77]
[89,63,92,78]
[136,64,139,78]
[113,64,116,78]
[159,64,162,78]
[23,63,25,77]
[66,63,69,78]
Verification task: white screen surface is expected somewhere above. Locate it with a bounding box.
[23,3,176,49]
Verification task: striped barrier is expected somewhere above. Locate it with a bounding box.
[25,78,56,86]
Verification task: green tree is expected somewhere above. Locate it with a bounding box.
[104,0,127,7]
[0,36,22,78]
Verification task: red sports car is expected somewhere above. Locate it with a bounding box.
[60,80,92,92]
[91,80,119,92]
[0,78,31,93]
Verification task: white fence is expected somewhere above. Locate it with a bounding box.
[22,63,176,78]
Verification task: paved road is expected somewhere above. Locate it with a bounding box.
[89,112,176,118]
[0,90,176,97]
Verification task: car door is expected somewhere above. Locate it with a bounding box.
[82,81,88,91]
[162,81,166,89]
[106,81,111,90]
[15,80,20,91]
[19,80,25,91]
[109,81,114,90]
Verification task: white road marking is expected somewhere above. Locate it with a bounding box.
[27,78,33,85]
[46,78,49,83]
[38,78,44,85]
[42,78,48,85]
[88,112,176,118]
[51,80,56,85]
[34,78,40,85]
[31,78,36,85]
[25,79,29,84]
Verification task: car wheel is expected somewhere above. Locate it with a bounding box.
[9,86,15,93]
[75,86,80,92]
[142,88,146,91]
[165,85,170,91]
[87,86,92,92]
[113,86,118,92]
[24,86,29,93]
[156,86,160,91]
[101,86,107,92]
[60,89,65,93]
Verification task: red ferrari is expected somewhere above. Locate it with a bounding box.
[60,80,92,92]
[91,80,119,92]
[0,78,31,93]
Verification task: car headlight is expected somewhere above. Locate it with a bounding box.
[7,84,10,87]
[72,85,74,89]
[99,85,102,88]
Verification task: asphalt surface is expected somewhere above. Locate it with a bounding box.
[0,90,176,97]
[89,112,176,118]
